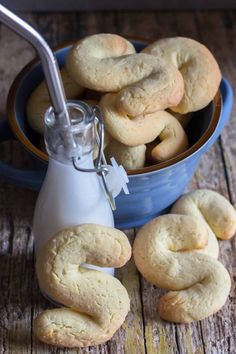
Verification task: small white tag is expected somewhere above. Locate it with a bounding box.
[104,157,130,198]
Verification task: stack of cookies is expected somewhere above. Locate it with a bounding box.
[27,34,221,170]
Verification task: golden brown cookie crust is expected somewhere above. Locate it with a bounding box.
[34,224,131,347]
[143,37,221,113]
[133,190,236,323]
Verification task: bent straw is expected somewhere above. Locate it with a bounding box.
[0,4,71,127]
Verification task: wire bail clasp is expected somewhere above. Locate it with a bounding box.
[72,106,116,210]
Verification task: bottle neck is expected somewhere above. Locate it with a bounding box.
[48,151,94,168]
[44,101,96,164]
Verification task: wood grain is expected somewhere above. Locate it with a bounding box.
[0,10,236,354]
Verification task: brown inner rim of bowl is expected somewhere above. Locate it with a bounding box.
[7,37,222,176]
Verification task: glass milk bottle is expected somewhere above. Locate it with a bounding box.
[33,101,115,275]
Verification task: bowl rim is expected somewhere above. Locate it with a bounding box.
[7,37,222,176]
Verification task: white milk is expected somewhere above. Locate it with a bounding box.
[33,153,115,276]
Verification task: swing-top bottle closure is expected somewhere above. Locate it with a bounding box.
[0,5,129,210]
[44,100,129,210]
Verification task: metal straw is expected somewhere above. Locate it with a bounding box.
[0,3,71,127]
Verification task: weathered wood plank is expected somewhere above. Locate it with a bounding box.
[191,10,236,354]
[196,10,236,207]
[115,230,146,354]
[0,166,38,353]
[0,182,13,354]
[0,13,37,354]
[141,279,178,354]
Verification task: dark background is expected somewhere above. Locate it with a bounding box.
[1,0,236,11]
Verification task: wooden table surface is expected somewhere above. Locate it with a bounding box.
[0,10,236,354]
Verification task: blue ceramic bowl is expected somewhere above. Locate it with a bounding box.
[1,40,233,229]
